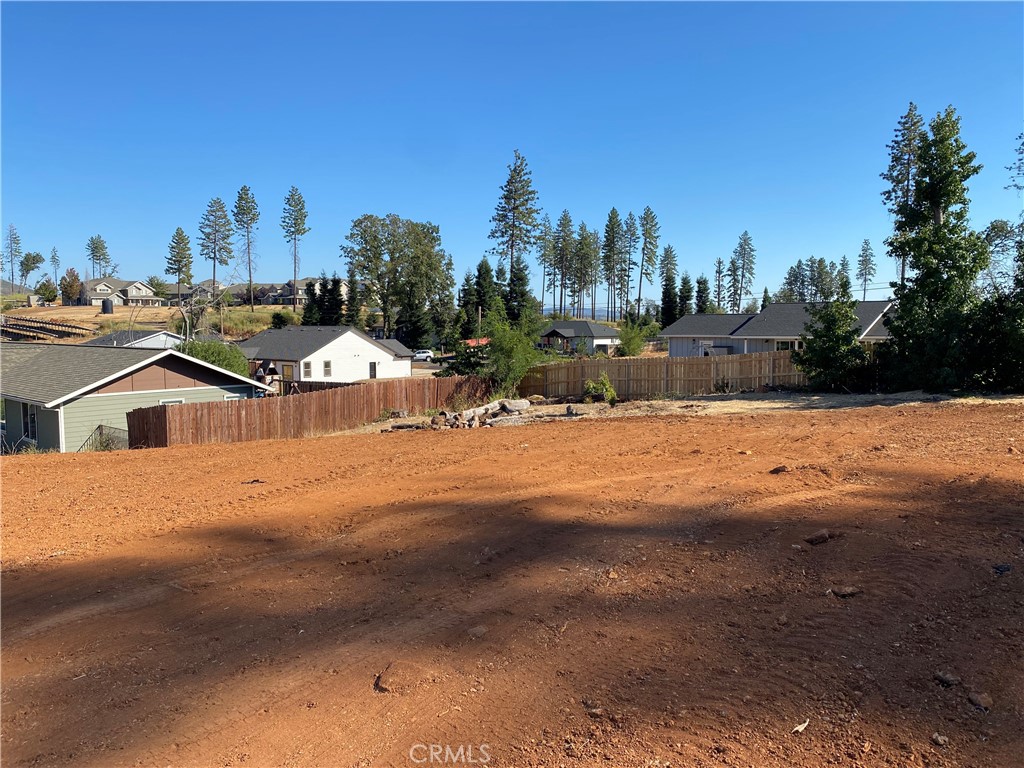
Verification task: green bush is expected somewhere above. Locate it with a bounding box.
[583,372,617,406]
[616,322,646,357]
[175,340,250,377]
[271,311,301,329]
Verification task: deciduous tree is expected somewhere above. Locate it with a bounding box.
[58,267,83,305]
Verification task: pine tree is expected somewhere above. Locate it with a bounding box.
[637,206,660,312]
[58,267,82,305]
[792,274,868,390]
[572,222,600,318]
[87,235,113,279]
[536,214,555,313]
[621,212,639,319]
[882,106,989,389]
[475,257,499,320]
[713,257,725,309]
[695,275,711,314]
[198,198,234,299]
[233,185,260,313]
[552,210,575,315]
[35,276,58,303]
[761,287,771,311]
[732,231,756,309]
[881,103,926,287]
[49,247,60,283]
[601,208,624,320]
[281,186,310,314]
[678,272,694,317]
[3,224,22,288]
[489,149,541,277]
[506,254,533,323]
[726,256,741,312]
[343,259,362,328]
[856,239,877,300]
[659,244,679,326]
[165,227,194,305]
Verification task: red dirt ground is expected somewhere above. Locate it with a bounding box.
[2,399,1022,768]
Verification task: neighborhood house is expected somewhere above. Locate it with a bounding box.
[75,278,166,307]
[0,342,271,452]
[83,330,186,349]
[660,301,892,358]
[239,325,412,384]
[539,320,621,355]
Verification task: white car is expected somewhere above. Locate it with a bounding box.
[412,349,434,362]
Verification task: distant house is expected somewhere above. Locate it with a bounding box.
[539,320,621,355]
[658,314,756,357]
[239,325,412,384]
[0,342,270,452]
[83,330,185,349]
[660,301,893,358]
[76,279,166,307]
[378,338,414,360]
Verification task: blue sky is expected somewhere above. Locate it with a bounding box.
[2,1,1022,307]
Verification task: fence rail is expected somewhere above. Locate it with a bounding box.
[126,375,490,449]
[517,351,805,399]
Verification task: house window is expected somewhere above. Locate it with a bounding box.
[223,394,243,401]
[303,361,312,378]
[775,340,804,352]
[369,362,377,379]
[282,364,295,380]
[323,361,332,377]
[21,402,38,441]
[97,285,109,293]
[159,398,184,406]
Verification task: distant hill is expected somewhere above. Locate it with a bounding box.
[1,279,30,295]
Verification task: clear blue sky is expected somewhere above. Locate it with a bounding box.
[3,1,1022,306]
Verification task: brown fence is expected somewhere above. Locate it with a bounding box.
[517,351,805,399]
[126,375,490,449]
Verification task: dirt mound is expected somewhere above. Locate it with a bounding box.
[2,400,1022,766]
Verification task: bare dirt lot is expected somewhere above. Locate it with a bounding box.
[2,399,1022,767]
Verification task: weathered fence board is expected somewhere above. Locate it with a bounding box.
[127,375,490,449]
[517,351,804,399]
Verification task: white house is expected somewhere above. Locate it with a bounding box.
[238,326,411,383]
[77,279,166,307]
[538,320,621,355]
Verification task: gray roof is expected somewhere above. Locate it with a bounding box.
[659,314,755,338]
[1,341,267,407]
[238,325,399,362]
[732,301,892,339]
[539,320,620,339]
[83,330,184,347]
[378,338,414,358]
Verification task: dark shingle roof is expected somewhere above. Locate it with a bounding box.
[659,314,755,338]
[1,341,268,407]
[539,320,620,339]
[1,342,163,406]
[238,325,399,362]
[732,301,891,339]
[378,339,414,358]
[83,330,183,347]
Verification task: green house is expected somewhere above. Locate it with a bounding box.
[1,342,272,452]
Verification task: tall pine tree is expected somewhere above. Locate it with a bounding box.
[3,224,21,288]
[695,275,711,314]
[637,206,660,312]
[281,186,310,314]
[233,185,260,313]
[489,149,541,302]
[198,199,234,298]
[678,272,694,317]
[856,239,877,300]
[881,102,925,287]
[165,227,194,306]
[659,244,679,326]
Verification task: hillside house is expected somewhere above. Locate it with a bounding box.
[539,320,621,355]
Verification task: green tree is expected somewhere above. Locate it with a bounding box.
[233,185,261,313]
[176,340,250,377]
[58,267,83,305]
[535,214,555,313]
[713,257,725,309]
[505,254,534,324]
[636,206,659,313]
[856,239,877,300]
[49,247,60,282]
[881,102,926,287]
[198,198,234,296]
[731,231,756,310]
[881,106,989,390]
[792,274,868,390]
[343,260,362,328]
[87,234,114,279]
[489,149,542,277]
[281,186,310,314]
[616,320,646,357]
[601,208,624,319]
[3,224,21,288]
[165,227,194,305]
[145,275,171,299]
[620,212,639,319]
[678,272,694,317]
[659,244,679,326]
[761,287,771,311]
[552,209,575,315]
[726,255,741,312]
[18,251,44,287]
[271,311,300,329]
[35,276,58,303]
[695,275,711,313]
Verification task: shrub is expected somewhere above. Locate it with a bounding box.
[616,322,646,357]
[175,340,250,377]
[271,311,301,329]
[583,372,617,406]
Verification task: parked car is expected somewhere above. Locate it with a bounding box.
[412,349,434,362]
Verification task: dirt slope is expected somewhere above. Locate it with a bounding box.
[2,400,1022,767]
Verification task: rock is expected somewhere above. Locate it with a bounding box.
[934,671,961,688]
[738,450,752,455]
[931,732,949,747]
[527,394,546,403]
[607,569,620,580]
[968,691,993,711]
[499,399,530,414]
[769,465,791,474]
[389,409,409,419]
[832,585,861,598]
[430,415,445,426]
[993,563,1012,577]
[467,625,488,639]
[566,405,580,416]
[804,529,833,546]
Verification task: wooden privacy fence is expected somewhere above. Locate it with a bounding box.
[517,351,805,399]
[126,375,490,449]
